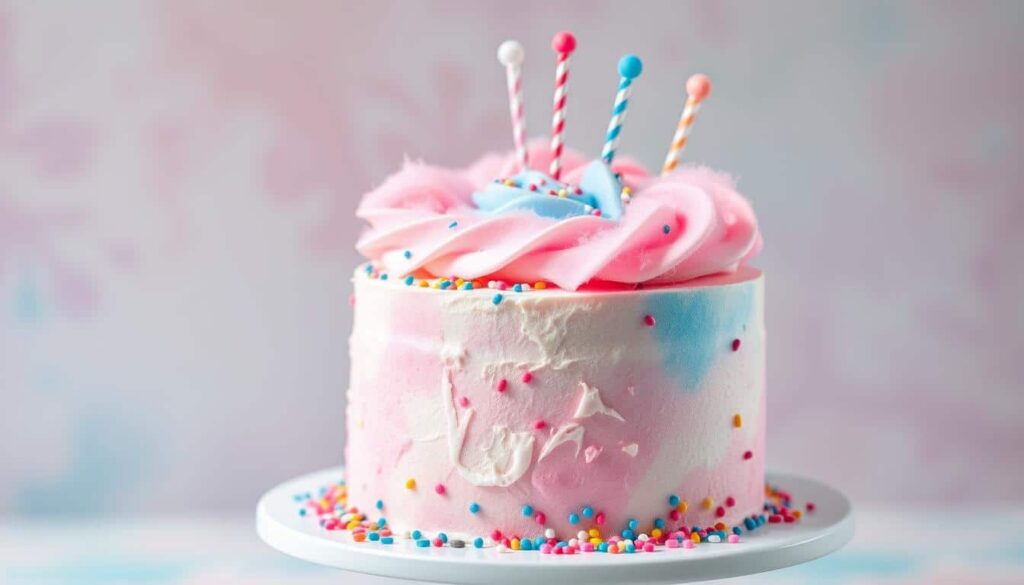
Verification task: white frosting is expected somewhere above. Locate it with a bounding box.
[573,381,625,422]
[622,443,639,457]
[441,367,535,487]
[584,444,603,463]
[538,423,585,461]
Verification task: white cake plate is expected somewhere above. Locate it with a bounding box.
[257,467,853,585]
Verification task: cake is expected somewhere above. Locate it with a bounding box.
[343,34,767,548]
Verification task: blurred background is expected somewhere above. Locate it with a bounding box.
[2,0,1022,583]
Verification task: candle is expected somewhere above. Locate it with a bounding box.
[497,40,528,173]
[549,31,577,180]
[661,74,712,175]
[601,54,643,165]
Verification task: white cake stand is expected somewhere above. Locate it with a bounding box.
[257,467,853,585]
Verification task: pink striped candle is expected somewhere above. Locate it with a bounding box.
[549,31,577,181]
[497,40,528,172]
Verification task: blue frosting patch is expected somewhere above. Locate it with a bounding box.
[644,283,755,391]
[472,162,623,221]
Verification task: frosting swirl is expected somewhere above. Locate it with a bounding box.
[357,143,761,290]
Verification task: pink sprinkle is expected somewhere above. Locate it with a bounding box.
[495,281,508,290]
[496,379,508,393]
[565,546,577,555]
[728,534,740,543]
[683,539,695,549]
[534,512,546,525]
[529,184,538,191]
[643,542,656,553]
[666,539,680,549]
[432,537,443,547]
[669,509,681,521]
[643,314,656,327]
[521,371,533,383]
[732,338,741,351]
[434,484,446,495]
[725,496,736,507]
[582,542,595,552]
[491,529,503,541]
[591,209,602,216]
[554,546,564,555]
[806,502,816,513]
[533,419,547,430]
[595,512,606,525]
[743,450,753,460]
[715,506,726,518]
[458,396,470,408]
[540,543,553,554]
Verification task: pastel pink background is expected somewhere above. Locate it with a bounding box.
[2,0,1022,520]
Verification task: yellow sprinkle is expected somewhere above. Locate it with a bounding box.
[651,528,663,538]
[511,538,521,550]
[590,537,603,545]
[503,179,515,186]
[455,278,465,287]
[430,281,441,289]
[677,501,688,513]
[534,282,547,290]
[733,414,743,428]
[617,540,628,551]
[558,189,568,198]
[691,532,701,544]
[702,497,714,510]
[418,280,428,288]
[405,478,416,490]
[588,528,601,538]
[622,186,633,195]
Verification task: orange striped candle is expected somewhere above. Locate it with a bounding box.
[661,74,712,176]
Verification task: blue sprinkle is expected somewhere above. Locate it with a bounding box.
[628,518,639,531]
[378,517,387,527]
[364,264,373,274]
[461,282,473,290]
[668,495,680,507]
[492,293,503,305]
[568,513,580,525]
[521,505,534,517]
[381,536,394,544]
[625,543,636,553]
[473,537,484,549]
[534,536,545,548]
[380,273,389,281]
[375,499,384,510]
[662,224,671,235]
[440,281,451,289]
[298,508,306,516]
[404,275,414,286]
[733,526,742,535]
[368,532,380,541]
[520,538,533,551]
[469,502,480,514]
[438,532,448,543]
[597,543,608,552]
[448,221,459,229]
[744,518,756,530]
[416,539,430,548]
[556,541,568,548]
[403,250,412,259]
[513,284,523,292]
[581,506,594,519]
[622,529,635,540]
[411,530,422,540]
[654,518,666,529]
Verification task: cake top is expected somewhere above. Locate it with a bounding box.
[357,34,761,291]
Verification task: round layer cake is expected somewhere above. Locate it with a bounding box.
[346,265,764,537]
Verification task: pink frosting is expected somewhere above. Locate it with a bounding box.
[357,142,761,290]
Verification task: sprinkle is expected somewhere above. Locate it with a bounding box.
[678,500,688,513]
[491,529,503,541]
[375,499,384,510]
[581,506,594,519]
[702,497,714,510]
[438,532,448,543]
[708,534,722,543]
[522,371,533,383]
[412,530,422,539]
[368,531,380,541]
[654,518,666,529]
[728,534,740,543]
[432,537,444,547]
[662,224,671,235]
[643,314,656,327]
[725,496,736,507]
[715,506,726,518]
[534,281,547,289]
[380,273,388,281]
[544,528,555,539]
[568,513,580,525]
[643,542,655,553]
[536,512,547,525]
[743,450,753,460]
[448,221,458,229]
[416,539,430,547]
[732,338,741,351]
[435,483,446,495]
[533,419,547,430]
[683,539,696,549]
[405,478,416,490]
[381,536,394,544]
[439,280,451,289]
[497,379,508,393]
[492,293,503,305]
[469,502,480,514]
[522,504,534,517]
[458,396,470,408]
[529,184,538,191]
[732,414,743,428]
[450,538,465,548]
[513,283,523,292]
[668,495,680,507]
[473,537,484,548]
[806,502,816,513]
[595,512,606,525]
[461,282,474,290]
[403,250,412,259]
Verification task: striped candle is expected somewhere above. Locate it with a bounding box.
[549,31,577,181]
[601,55,643,165]
[497,40,528,173]
[662,74,712,175]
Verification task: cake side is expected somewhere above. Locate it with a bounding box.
[345,266,765,538]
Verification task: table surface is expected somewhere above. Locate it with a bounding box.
[3,506,1023,585]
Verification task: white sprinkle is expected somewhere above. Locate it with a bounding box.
[544,528,555,539]
[577,531,589,541]
[708,534,722,543]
